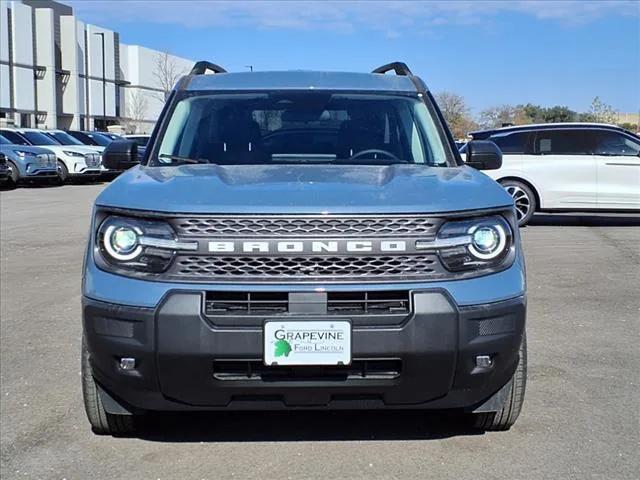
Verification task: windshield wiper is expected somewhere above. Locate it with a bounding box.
[158,154,210,164]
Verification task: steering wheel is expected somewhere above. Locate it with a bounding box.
[348,149,400,162]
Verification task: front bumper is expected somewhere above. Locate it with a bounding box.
[83,291,526,412]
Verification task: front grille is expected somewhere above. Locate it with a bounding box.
[204,290,410,316]
[213,359,402,381]
[172,215,442,238]
[36,154,56,167]
[206,292,289,315]
[85,154,100,167]
[327,291,410,314]
[172,254,442,281]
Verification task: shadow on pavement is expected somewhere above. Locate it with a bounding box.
[132,410,481,443]
[529,213,640,227]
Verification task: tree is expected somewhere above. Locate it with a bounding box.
[153,51,187,102]
[124,90,149,134]
[478,104,521,129]
[434,91,477,138]
[541,106,577,123]
[582,96,618,124]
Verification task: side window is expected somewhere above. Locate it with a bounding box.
[490,132,529,154]
[594,131,640,156]
[533,129,594,155]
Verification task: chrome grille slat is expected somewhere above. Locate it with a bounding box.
[172,215,442,238]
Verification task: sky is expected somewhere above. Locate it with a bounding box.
[67,0,640,115]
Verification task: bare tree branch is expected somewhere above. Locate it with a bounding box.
[124,90,149,133]
[153,51,186,102]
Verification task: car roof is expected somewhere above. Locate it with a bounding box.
[470,122,627,137]
[184,71,422,93]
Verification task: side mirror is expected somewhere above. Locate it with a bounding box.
[102,140,139,171]
[463,140,502,170]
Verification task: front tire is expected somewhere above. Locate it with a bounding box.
[500,180,536,226]
[81,337,136,435]
[7,161,19,185]
[57,160,69,183]
[473,333,527,431]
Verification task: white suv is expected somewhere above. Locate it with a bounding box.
[0,128,102,182]
[463,123,640,225]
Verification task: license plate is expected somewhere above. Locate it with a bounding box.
[264,320,351,366]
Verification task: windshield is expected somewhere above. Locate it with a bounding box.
[22,131,60,146]
[155,92,449,166]
[0,134,11,145]
[68,131,97,146]
[86,133,112,146]
[128,136,149,147]
[47,131,84,146]
[0,131,30,146]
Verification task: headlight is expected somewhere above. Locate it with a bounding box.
[433,215,514,272]
[15,150,37,159]
[63,150,85,157]
[103,224,143,261]
[96,216,197,273]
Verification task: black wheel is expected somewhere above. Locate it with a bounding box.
[57,160,69,183]
[500,180,536,226]
[473,333,527,431]
[7,161,19,185]
[81,337,136,435]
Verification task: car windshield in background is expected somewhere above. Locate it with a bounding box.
[0,130,30,146]
[0,134,13,145]
[86,133,113,146]
[129,136,149,147]
[156,92,449,167]
[68,131,100,146]
[47,131,84,146]
[22,131,60,146]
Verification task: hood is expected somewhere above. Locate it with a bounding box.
[96,164,514,214]
[0,144,57,156]
[33,144,100,156]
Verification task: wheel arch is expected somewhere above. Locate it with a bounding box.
[496,176,542,211]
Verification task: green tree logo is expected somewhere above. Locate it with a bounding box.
[274,339,292,357]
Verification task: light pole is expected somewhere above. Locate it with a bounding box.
[93,32,106,130]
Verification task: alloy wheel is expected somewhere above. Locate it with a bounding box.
[505,185,531,222]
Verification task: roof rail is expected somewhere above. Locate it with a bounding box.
[371,62,413,76]
[190,61,228,75]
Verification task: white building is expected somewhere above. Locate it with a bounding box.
[0,0,193,133]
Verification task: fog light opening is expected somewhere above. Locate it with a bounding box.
[119,358,136,370]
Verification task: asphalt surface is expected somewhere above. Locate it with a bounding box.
[1,182,639,480]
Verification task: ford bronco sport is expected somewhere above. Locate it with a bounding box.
[83,61,527,435]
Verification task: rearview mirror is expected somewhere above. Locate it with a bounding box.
[102,140,139,171]
[463,140,502,170]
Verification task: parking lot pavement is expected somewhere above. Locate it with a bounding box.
[1,183,639,480]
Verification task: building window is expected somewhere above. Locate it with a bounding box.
[20,114,32,128]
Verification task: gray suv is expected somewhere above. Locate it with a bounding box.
[82,62,527,435]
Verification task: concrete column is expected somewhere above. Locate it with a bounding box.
[35,7,56,128]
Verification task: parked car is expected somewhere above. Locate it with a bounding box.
[0,152,10,185]
[123,134,150,147]
[42,129,121,178]
[70,131,146,160]
[82,61,527,435]
[0,133,58,185]
[0,128,102,182]
[45,129,103,153]
[462,123,640,225]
